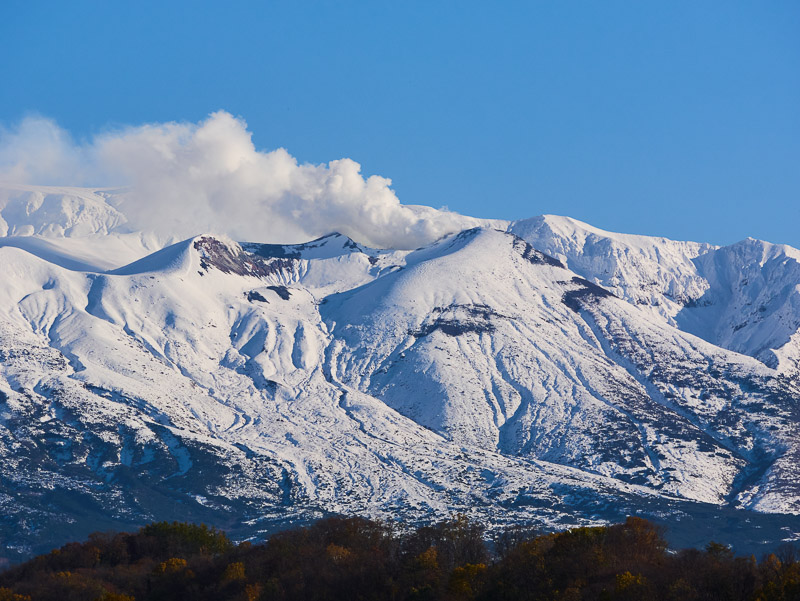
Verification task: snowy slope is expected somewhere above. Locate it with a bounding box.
[2,186,800,559]
[322,229,800,507]
[678,238,800,375]
[0,184,128,238]
[511,215,800,375]
[0,184,170,271]
[509,215,715,323]
[0,233,677,557]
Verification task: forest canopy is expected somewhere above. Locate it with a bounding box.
[1,515,799,601]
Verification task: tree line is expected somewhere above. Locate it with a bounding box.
[1,515,799,600]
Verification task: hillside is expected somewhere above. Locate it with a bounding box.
[1,186,800,560]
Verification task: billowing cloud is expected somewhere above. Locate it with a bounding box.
[0,111,491,248]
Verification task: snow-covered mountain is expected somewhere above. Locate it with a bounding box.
[2,185,800,560]
[511,215,800,375]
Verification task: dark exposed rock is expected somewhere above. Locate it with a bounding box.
[412,304,507,337]
[241,242,302,260]
[511,235,565,267]
[242,233,365,260]
[342,237,361,251]
[454,227,482,242]
[415,320,495,337]
[683,296,714,308]
[194,237,297,278]
[268,285,291,300]
[246,290,269,303]
[563,277,617,312]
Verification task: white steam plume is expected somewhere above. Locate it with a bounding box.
[0,111,491,248]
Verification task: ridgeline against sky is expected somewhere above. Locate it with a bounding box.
[1,1,798,246]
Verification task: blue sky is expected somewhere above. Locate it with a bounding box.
[1,1,799,247]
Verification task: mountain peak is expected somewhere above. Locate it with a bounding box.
[241,231,368,261]
[0,184,128,238]
[5,188,800,560]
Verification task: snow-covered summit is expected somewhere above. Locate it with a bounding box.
[510,214,715,322]
[243,232,373,260]
[0,184,128,238]
[678,237,800,373]
[3,186,800,559]
[509,215,800,375]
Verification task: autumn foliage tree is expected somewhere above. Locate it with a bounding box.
[0,515,798,600]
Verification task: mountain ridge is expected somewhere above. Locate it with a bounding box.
[2,184,800,560]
